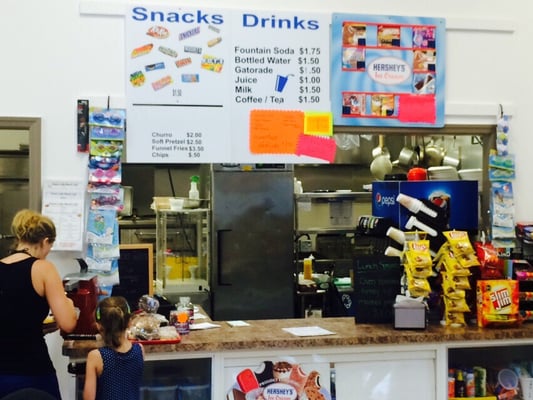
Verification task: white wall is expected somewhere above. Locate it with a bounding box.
[1,1,529,398]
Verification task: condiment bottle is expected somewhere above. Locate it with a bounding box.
[455,369,466,398]
[303,255,314,280]
[189,175,200,200]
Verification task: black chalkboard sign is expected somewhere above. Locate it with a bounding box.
[352,255,402,323]
[112,244,153,311]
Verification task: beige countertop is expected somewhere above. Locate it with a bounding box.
[62,316,533,359]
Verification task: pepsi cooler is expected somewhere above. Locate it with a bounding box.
[372,180,479,231]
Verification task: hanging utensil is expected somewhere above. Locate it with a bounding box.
[424,137,445,167]
[371,134,390,159]
[370,135,392,180]
[394,136,419,170]
[414,135,424,166]
[410,135,420,166]
[442,136,461,169]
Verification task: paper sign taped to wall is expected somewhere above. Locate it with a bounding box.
[249,109,303,154]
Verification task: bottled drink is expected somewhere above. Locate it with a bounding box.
[455,369,466,398]
[303,255,314,280]
[179,296,194,325]
[466,369,475,397]
[448,369,455,399]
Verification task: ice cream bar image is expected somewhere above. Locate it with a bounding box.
[237,368,259,393]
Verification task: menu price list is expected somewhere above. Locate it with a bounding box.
[125,7,332,163]
[297,46,324,105]
[232,44,328,108]
[151,131,207,160]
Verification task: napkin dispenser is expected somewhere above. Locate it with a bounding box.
[393,297,427,329]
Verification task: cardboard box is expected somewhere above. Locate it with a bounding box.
[372,180,479,231]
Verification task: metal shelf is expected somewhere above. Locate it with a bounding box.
[295,191,372,202]
[295,228,358,235]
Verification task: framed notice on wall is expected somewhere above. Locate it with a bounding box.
[112,244,153,311]
[331,13,445,128]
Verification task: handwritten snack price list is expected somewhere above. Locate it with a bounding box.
[297,47,324,105]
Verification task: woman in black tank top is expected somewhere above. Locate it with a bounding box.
[0,209,78,399]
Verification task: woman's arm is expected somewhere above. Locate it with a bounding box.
[33,259,78,332]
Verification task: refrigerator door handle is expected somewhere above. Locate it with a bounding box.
[216,229,232,286]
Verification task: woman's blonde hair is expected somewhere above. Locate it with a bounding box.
[11,209,56,245]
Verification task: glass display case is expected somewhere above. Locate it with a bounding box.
[73,357,212,399]
[155,208,210,305]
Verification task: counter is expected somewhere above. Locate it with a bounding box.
[62,317,533,358]
[63,317,533,400]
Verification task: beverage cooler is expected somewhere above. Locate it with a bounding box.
[154,207,211,312]
[209,163,295,320]
[72,358,212,399]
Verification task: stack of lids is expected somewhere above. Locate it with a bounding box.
[458,168,483,191]
[427,166,459,180]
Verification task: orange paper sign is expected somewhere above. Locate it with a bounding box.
[249,109,303,154]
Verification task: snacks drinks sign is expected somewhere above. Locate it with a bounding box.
[125,5,331,164]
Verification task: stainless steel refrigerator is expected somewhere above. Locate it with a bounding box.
[209,164,295,320]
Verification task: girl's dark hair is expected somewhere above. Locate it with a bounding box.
[95,296,131,348]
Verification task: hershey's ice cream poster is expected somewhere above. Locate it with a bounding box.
[331,13,445,128]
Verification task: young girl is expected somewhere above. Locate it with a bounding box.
[83,296,144,400]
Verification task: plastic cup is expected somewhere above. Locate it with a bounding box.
[520,377,533,400]
[498,369,519,390]
[386,227,406,245]
[169,198,184,211]
[384,246,402,258]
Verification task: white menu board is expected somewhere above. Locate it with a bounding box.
[125,5,331,163]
